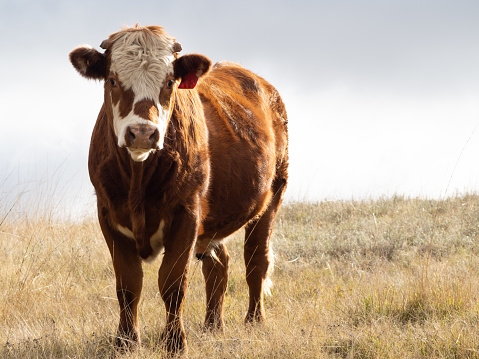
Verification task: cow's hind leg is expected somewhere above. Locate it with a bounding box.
[244,179,286,323]
[200,242,229,330]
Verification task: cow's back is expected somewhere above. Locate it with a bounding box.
[197,62,288,239]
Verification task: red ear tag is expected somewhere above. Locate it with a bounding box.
[178,70,198,89]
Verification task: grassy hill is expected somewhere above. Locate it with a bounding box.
[1,194,479,358]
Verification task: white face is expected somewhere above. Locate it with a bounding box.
[108,30,177,162]
[111,99,170,162]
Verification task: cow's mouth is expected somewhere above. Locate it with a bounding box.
[127,147,155,162]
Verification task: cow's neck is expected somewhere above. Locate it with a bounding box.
[109,112,184,217]
[128,161,145,210]
[118,152,159,192]
[113,143,154,185]
[128,161,147,241]
[116,146,178,200]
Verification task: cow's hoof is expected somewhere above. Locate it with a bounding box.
[161,326,187,356]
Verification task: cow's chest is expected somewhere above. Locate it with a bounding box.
[110,194,168,260]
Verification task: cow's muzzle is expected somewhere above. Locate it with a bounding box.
[126,124,160,150]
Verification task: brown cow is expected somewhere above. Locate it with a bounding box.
[69,25,288,355]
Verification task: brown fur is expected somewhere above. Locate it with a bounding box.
[71,26,288,356]
[134,99,159,120]
[69,47,107,80]
[174,53,212,79]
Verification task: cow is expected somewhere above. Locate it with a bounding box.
[69,25,288,355]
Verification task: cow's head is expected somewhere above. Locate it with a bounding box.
[69,26,211,162]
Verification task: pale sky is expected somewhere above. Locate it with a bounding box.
[1,0,479,218]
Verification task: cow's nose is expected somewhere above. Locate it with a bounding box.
[127,125,159,149]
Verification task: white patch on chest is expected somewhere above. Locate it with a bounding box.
[145,220,166,263]
[117,224,134,239]
[116,221,166,263]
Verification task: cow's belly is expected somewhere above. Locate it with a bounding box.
[196,184,272,256]
[200,136,276,240]
[199,173,273,239]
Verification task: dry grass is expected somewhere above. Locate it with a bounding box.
[2,194,479,358]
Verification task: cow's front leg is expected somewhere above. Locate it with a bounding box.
[114,251,143,349]
[158,210,197,355]
[102,229,143,349]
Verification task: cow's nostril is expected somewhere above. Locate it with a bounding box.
[129,129,136,142]
[149,129,160,145]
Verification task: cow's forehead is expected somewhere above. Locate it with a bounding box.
[109,30,176,100]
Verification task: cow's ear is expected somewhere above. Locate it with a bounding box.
[173,54,212,89]
[69,46,107,80]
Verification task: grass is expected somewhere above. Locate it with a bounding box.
[1,194,479,358]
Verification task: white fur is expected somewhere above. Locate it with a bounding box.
[116,220,166,263]
[263,243,275,296]
[112,101,169,159]
[194,238,223,262]
[117,224,134,239]
[144,220,166,263]
[127,148,154,162]
[109,30,176,161]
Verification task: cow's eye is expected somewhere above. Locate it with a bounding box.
[167,80,175,88]
[109,78,117,87]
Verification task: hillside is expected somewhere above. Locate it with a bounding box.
[1,194,479,358]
